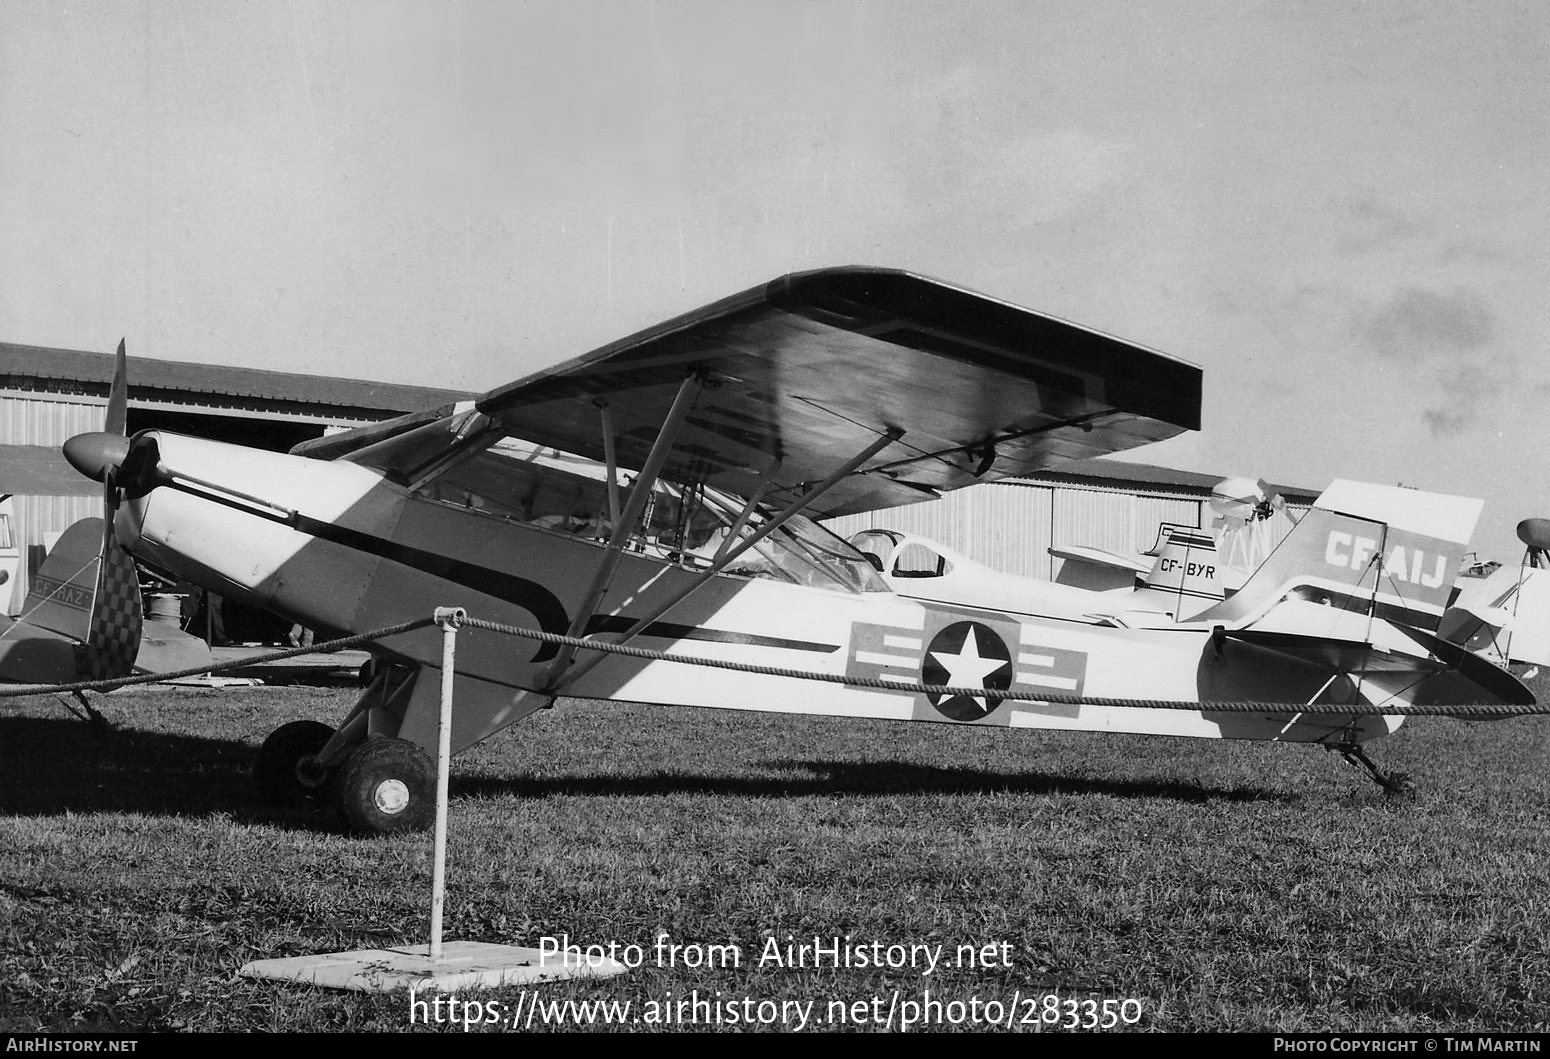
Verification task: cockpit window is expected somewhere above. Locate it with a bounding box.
[396,430,886,594]
[423,438,617,531]
[892,542,952,578]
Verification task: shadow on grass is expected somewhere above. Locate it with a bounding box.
[0,714,339,832]
[0,713,1286,834]
[454,758,1287,803]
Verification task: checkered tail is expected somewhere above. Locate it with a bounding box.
[86,531,143,680]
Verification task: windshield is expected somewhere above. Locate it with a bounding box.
[372,422,886,594]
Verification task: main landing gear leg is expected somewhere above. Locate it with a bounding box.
[1335,743,1415,797]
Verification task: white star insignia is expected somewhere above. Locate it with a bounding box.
[929,626,1009,714]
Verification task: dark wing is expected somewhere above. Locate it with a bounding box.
[299,267,1201,519]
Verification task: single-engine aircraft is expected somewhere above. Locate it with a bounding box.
[61,267,1535,833]
[847,475,1286,627]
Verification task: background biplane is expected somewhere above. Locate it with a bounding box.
[61,267,1534,832]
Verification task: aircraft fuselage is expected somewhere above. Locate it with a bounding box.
[116,431,1401,756]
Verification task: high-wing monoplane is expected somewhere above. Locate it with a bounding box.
[61,267,1536,833]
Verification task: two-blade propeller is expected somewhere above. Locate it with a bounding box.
[61,340,142,680]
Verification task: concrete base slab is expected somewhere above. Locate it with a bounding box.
[239,940,628,993]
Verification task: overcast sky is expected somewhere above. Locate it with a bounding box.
[3,0,1546,560]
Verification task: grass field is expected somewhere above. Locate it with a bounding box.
[2,675,1547,1033]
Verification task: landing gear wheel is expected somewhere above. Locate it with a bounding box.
[335,737,436,835]
[255,720,335,805]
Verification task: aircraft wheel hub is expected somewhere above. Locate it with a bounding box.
[254,720,335,807]
[372,778,411,816]
[336,737,436,834]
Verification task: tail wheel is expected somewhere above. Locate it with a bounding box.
[335,737,436,835]
[255,720,335,805]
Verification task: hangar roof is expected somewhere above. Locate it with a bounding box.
[0,342,472,420]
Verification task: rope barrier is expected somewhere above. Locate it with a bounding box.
[5,609,1546,720]
[458,615,1550,719]
[0,617,438,698]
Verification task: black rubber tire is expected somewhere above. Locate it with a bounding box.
[335,737,436,835]
[254,720,335,806]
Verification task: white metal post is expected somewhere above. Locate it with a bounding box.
[430,606,465,962]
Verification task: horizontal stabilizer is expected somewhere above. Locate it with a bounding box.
[1316,480,1481,545]
[1047,545,1152,575]
[1226,619,1534,709]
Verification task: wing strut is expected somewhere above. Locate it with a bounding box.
[714,471,777,563]
[540,373,706,688]
[597,399,623,526]
[544,426,903,694]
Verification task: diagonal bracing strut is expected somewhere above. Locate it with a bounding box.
[546,425,903,694]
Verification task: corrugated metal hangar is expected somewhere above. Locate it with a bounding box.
[1,340,1317,622]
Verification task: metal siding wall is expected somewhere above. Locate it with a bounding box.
[824,481,1056,578]
[1052,489,1138,558]
[1135,497,1205,550]
[0,394,102,444]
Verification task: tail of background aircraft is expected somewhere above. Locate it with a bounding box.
[1133,478,1290,621]
[1136,524,1222,619]
[1198,479,1481,634]
[0,517,142,682]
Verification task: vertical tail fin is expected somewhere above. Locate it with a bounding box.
[1139,524,1223,619]
[14,518,142,680]
[1198,479,1481,632]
